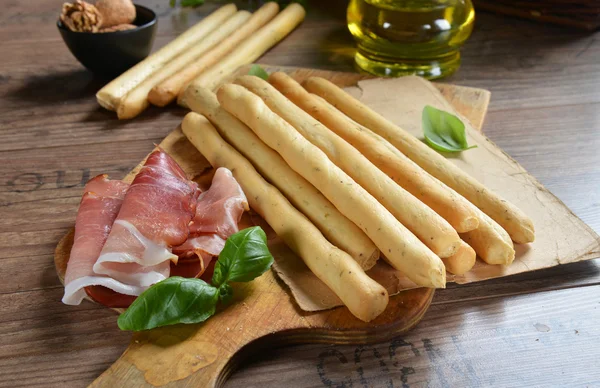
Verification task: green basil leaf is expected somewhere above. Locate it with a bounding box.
[422,105,477,153]
[117,277,218,331]
[247,64,269,81]
[212,226,274,287]
[180,0,205,7]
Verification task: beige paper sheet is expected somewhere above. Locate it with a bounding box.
[270,76,600,311]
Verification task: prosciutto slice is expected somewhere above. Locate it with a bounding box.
[63,161,246,307]
[62,175,133,305]
[172,168,248,277]
[94,149,200,287]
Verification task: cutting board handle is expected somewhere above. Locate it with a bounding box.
[87,275,434,387]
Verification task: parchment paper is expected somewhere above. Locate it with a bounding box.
[270,76,600,311]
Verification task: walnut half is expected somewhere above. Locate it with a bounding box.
[60,0,103,33]
[95,0,136,28]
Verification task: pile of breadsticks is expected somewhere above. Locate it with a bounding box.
[95,3,305,119]
[178,73,535,322]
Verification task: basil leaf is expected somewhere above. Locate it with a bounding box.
[117,277,218,331]
[247,64,269,81]
[422,105,477,153]
[212,226,274,287]
[117,227,273,331]
[180,0,205,7]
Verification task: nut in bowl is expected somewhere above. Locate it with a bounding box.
[57,0,157,76]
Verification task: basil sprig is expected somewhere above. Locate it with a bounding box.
[169,0,205,7]
[117,226,273,331]
[247,64,269,81]
[422,105,477,153]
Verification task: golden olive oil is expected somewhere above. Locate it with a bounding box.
[347,0,475,79]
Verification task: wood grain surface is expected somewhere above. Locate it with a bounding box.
[1,1,599,387]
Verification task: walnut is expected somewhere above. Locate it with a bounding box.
[60,0,103,33]
[99,23,136,33]
[95,0,136,28]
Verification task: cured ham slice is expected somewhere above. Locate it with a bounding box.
[172,168,248,277]
[62,175,133,305]
[84,286,137,308]
[63,160,246,307]
[94,149,200,286]
[189,168,249,237]
[173,233,226,260]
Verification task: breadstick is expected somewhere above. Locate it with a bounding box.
[149,2,279,108]
[178,3,305,107]
[217,84,446,288]
[96,4,236,111]
[269,72,478,233]
[441,240,476,275]
[181,112,389,322]
[304,77,535,244]
[461,206,515,265]
[184,85,380,270]
[236,75,459,258]
[116,11,251,119]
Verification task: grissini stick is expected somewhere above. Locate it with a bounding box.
[116,11,251,119]
[441,240,476,275]
[304,77,535,244]
[181,112,389,322]
[217,84,446,289]
[302,78,515,265]
[461,207,516,266]
[236,75,459,258]
[269,71,478,233]
[184,85,380,270]
[178,3,306,107]
[148,2,279,108]
[96,4,236,111]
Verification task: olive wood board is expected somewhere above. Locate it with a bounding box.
[54,66,490,387]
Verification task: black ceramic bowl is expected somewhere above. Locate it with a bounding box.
[57,4,157,76]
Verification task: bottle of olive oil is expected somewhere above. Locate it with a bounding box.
[347,0,474,79]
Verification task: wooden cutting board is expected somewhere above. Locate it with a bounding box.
[54,66,490,388]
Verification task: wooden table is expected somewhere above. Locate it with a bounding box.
[1,1,599,387]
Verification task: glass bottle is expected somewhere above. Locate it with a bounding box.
[347,0,475,79]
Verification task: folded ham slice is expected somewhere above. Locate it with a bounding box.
[94,149,200,287]
[63,160,246,307]
[189,167,249,238]
[172,167,249,277]
[62,175,133,305]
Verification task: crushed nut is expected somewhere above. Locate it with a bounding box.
[60,0,103,33]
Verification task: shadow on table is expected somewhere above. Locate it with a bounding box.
[317,26,356,72]
[440,258,600,305]
[310,0,348,21]
[80,103,189,132]
[10,69,109,104]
